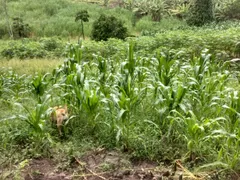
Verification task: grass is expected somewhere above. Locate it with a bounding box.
[0,58,63,75]
[0,0,134,38]
[0,0,189,39]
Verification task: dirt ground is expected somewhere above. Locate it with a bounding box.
[1,148,238,180]
[20,149,203,180]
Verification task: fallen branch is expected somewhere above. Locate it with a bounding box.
[73,157,106,180]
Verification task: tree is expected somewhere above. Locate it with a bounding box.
[91,14,128,41]
[75,10,89,41]
[187,0,214,26]
[132,0,168,22]
[12,17,30,38]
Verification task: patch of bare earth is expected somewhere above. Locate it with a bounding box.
[19,149,226,180]
[23,158,71,180]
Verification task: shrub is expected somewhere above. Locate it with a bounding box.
[91,14,128,41]
[12,17,31,39]
[187,0,215,26]
[40,38,58,51]
[218,0,240,20]
[0,38,64,59]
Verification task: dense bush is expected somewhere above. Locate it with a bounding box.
[187,0,215,26]
[216,0,240,21]
[91,14,128,41]
[12,17,31,39]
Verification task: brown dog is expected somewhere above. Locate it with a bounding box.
[50,105,69,135]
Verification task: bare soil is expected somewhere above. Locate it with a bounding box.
[2,148,236,180]
[19,148,201,180]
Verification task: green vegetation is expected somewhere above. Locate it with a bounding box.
[12,17,31,39]
[187,0,214,26]
[75,10,89,40]
[1,33,240,178]
[1,38,64,59]
[91,14,128,41]
[0,0,240,179]
[0,0,135,38]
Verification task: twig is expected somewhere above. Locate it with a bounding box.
[176,160,199,179]
[85,167,107,180]
[74,157,106,180]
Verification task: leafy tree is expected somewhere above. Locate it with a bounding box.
[91,14,128,41]
[133,0,168,22]
[187,0,214,26]
[218,0,240,20]
[75,10,89,41]
[12,17,30,39]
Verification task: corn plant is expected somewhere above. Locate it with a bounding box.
[0,70,30,102]
[222,90,240,133]
[167,110,206,160]
[32,73,50,103]
[153,52,176,86]
[81,85,100,130]
[96,55,111,97]
[8,95,53,147]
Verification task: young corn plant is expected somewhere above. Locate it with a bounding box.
[96,55,111,97]
[81,85,100,131]
[153,52,176,86]
[9,95,53,150]
[64,63,87,106]
[32,73,50,103]
[222,90,240,133]
[187,52,230,119]
[111,72,147,149]
[202,121,240,170]
[190,50,211,85]
[66,43,83,64]
[151,80,187,135]
[0,70,30,102]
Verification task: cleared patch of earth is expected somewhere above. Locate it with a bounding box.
[1,149,239,180]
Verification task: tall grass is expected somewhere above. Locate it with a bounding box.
[0,0,134,38]
[0,58,63,75]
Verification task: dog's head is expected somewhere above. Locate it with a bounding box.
[51,105,69,122]
[56,105,69,121]
[50,105,69,136]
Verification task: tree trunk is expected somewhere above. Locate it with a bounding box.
[81,20,85,40]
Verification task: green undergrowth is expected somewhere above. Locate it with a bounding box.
[0,38,65,59]
[1,26,240,60]
[1,37,240,178]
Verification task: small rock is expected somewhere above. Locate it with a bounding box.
[113,172,123,179]
[122,169,131,175]
[162,171,170,177]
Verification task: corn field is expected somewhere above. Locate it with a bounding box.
[1,34,240,175]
